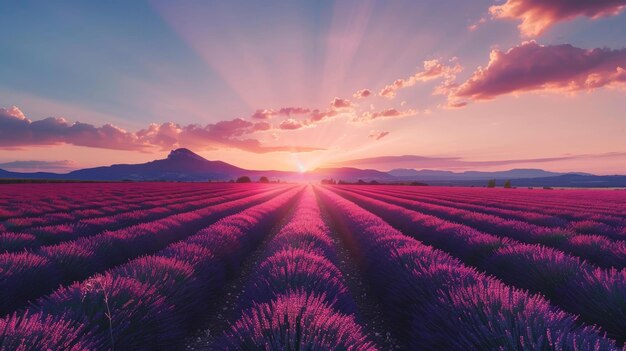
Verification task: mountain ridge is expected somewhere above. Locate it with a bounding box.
[1,148,624,187]
[387,168,592,180]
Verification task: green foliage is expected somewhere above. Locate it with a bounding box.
[236,176,252,183]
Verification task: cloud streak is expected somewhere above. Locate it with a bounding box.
[368,130,390,140]
[379,59,462,98]
[250,107,310,120]
[490,0,626,37]
[450,41,626,102]
[358,108,418,122]
[0,106,323,154]
[0,160,77,173]
[336,152,626,170]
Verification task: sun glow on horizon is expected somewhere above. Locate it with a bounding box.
[291,153,308,173]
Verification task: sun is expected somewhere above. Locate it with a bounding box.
[291,153,308,173]
[297,163,307,173]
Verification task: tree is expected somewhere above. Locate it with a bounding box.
[487,179,496,188]
[259,176,269,183]
[236,176,252,183]
[504,180,512,188]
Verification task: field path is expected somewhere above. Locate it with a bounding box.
[316,189,402,350]
[183,193,302,349]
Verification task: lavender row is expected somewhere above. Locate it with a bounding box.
[332,187,626,343]
[362,186,570,227]
[316,186,619,350]
[0,183,214,220]
[0,186,251,252]
[348,185,626,243]
[395,186,626,223]
[0,183,158,219]
[418,186,626,213]
[215,188,375,350]
[389,186,626,230]
[1,184,235,231]
[0,187,301,351]
[0,185,289,315]
[343,186,626,267]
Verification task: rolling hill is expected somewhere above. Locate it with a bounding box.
[1,148,624,187]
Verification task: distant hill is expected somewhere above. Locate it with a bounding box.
[1,148,624,187]
[67,148,251,181]
[0,149,263,182]
[0,149,401,182]
[388,168,590,180]
[499,174,626,188]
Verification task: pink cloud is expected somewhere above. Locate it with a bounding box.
[309,97,355,122]
[250,109,275,120]
[379,59,462,98]
[1,106,26,120]
[0,106,321,154]
[136,122,182,149]
[247,97,360,136]
[309,109,339,122]
[490,0,626,37]
[252,121,272,131]
[369,130,390,140]
[0,106,146,150]
[359,108,418,121]
[353,89,372,99]
[445,101,469,109]
[468,17,487,31]
[144,118,320,153]
[453,41,626,101]
[278,118,304,130]
[250,107,310,120]
[303,98,358,127]
[330,97,353,110]
[278,107,310,115]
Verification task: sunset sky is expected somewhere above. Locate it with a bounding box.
[1,0,625,174]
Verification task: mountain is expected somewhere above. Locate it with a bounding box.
[0,149,261,182]
[66,148,250,181]
[0,149,402,182]
[498,174,626,188]
[0,168,65,180]
[0,149,624,187]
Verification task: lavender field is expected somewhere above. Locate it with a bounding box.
[0,183,625,350]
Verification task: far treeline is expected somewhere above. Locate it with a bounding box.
[487,179,513,188]
[320,179,428,186]
[322,178,535,189]
[234,176,275,183]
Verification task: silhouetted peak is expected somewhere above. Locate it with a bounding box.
[167,148,206,161]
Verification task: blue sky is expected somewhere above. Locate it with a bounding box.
[1,0,625,173]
